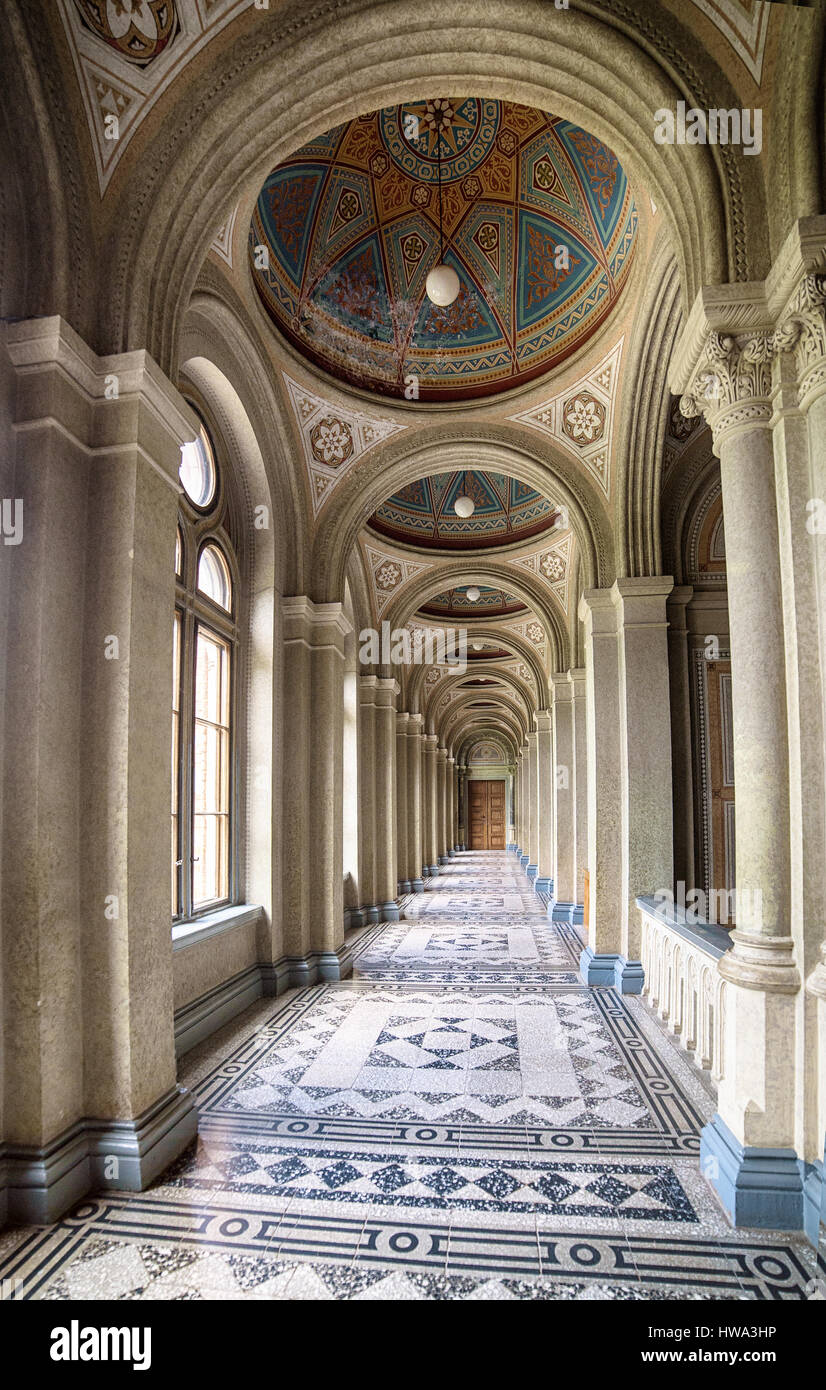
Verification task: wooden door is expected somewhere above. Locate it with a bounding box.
[468,781,506,850]
[706,660,735,924]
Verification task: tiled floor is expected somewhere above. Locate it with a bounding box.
[1,851,821,1300]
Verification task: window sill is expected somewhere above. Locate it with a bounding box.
[172,903,262,952]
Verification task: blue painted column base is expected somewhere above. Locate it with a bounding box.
[534,877,553,895]
[410,878,425,893]
[548,900,575,923]
[700,1113,804,1230]
[519,854,530,869]
[579,948,644,993]
[397,880,411,896]
[803,1157,823,1247]
[507,842,518,853]
[381,901,400,923]
[572,903,585,926]
[365,906,380,925]
[429,864,440,876]
[526,864,538,882]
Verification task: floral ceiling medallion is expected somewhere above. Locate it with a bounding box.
[283,374,406,517]
[509,338,623,497]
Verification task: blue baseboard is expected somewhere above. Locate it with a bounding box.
[549,900,575,923]
[803,1156,824,1248]
[578,948,644,993]
[700,1113,804,1230]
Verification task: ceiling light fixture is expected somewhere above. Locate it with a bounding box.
[425,107,460,308]
[466,586,481,602]
[472,641,484,650]
[454,469,475,518]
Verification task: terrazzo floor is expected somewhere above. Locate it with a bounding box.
[1,851,822,1301]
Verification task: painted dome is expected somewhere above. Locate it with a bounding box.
[369,470,560,550]
[420,585,526,619]
[250,98,638,401]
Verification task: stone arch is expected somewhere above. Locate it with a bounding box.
[406,626,550,715]
[178,290,307,593]
[426,667,535,737]
[314,426,613,606]
[438,689,530,748]
[383,559,570,674]
[87,0,766,369]
[451,711,525,761]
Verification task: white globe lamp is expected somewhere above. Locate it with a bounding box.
[454,493,475,518]
[426,263,460,307]
[466,586,481,602]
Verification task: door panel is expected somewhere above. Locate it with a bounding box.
[468,781,506,850]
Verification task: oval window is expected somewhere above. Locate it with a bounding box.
[179,425,217,509]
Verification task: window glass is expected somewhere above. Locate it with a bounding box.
[179,426,217,509]
[197,542,232,612]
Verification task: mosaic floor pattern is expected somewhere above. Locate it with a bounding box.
[1,852,821,1301]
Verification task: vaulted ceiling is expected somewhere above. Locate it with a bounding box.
[368,471,561,551]
[250,97,638,401]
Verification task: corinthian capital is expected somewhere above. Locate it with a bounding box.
[774,273,826,397]
[679,330,774,441]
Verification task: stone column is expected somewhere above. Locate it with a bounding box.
[448,756,457,855]
[535,710,554,894]
[677,320,800,1226]
[407,714,425,891]
[614,578,674,983]
[396,712,411,895]
[667,587,696,890]
[458,761,467,849]
[374,678,400,920]
[525,731,539,881]
[283,598,352,969]
[423,734,439,875]
[570,668,588,925]
[550,674,576,921]
[578,591,623,981]
[358,676,379,922]
[1,318,198,1221]
[518,750,528,866]
[436,746,448,864]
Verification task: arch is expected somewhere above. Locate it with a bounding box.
[425,665,536,734]
[89,1,765,369]
[406,625,549,714]
[178,287,306,594]
[383,558,570,675]
[438,689,530,749]
[313,426,612,607]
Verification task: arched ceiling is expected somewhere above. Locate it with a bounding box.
[250,97,638,401]
[419,585,526,619]
[367,470,561,551]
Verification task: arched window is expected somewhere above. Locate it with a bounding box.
[173,411,239,919]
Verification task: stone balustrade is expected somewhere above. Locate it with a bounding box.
[637,896,733,1082]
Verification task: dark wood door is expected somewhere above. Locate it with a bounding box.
[468,781,506,850]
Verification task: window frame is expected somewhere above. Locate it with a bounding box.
[173,412,241,924]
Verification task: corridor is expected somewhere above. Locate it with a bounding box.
[0,854,818,1301]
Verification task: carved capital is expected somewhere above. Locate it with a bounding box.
[680,331,774,443]
[774,273,826,399]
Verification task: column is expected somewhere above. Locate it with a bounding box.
[436,746,449,865]
[283,599,352,968]
[667,587,696,890]
[534,710,554,894]
[407,714,425,891]
[678,320,800,1226]
[578,591,623,982]
[396,712,411,895]
[614,578,674,984]
[570,668,588,925]
[2,318,198,1221]
[448,756,457,855]
[525,731,539,880]
[374,678,400,920]
[358,676,379,922]
[518,748,529,867]
[549,674,576,921]
[423,734,439,875]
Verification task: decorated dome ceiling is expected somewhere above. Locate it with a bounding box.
[250,98,638,401]
[419,585,526,619]
[369,470,560,550]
